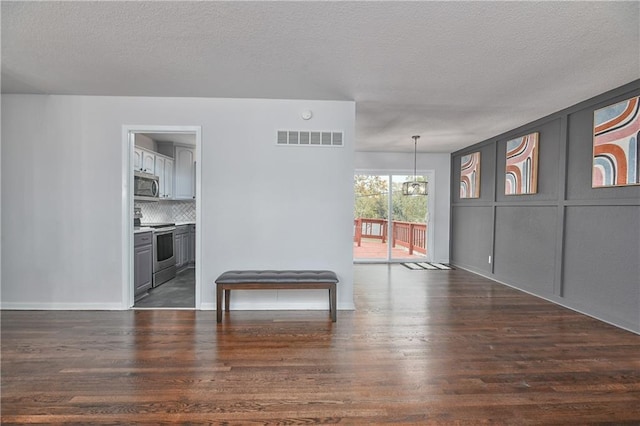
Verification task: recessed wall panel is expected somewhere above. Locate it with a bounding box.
[494,206,556,294]
[451,206,493,273]
[563,205,640,328]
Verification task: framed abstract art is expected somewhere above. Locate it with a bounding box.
[460,152,480,198]
[505,132,539,195]
[593,96,640,188]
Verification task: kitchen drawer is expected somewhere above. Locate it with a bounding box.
[134,231,153,247]
[175,225,189,236]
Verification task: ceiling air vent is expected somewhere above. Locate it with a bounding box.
[276,130,343,147]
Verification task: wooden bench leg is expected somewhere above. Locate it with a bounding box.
[216,284,223,323]
[329,283,337,322]
[225,289,231,311]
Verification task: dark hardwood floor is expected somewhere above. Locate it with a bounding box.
[2,264,639,424]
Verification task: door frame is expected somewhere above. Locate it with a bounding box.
[353,169,435,263]
[122,125,202,309]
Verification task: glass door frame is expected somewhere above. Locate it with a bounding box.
[354,169,435,263]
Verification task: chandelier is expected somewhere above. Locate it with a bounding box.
[402,135,428,196]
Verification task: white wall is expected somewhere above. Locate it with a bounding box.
[1,95,355,310]
[354,151,451,263]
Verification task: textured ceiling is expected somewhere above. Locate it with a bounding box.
[2,1,639,153]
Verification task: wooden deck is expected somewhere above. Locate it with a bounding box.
[354,238,426,260]
[3,264,640,423]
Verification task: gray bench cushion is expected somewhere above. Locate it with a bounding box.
[215,270,338,284]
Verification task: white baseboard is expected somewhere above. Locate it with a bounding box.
[0,302,125,310]
[1,301,356,312]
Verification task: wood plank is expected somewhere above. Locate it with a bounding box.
[2,264,640,423]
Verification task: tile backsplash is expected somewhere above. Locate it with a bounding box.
[136,200,195,223]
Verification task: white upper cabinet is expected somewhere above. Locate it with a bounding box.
[154,155,175,199]
[134,146,156,175]
[133,148,143,171]
[134,141,193,200]
[155,155,166,197]
[164,158,174,199]
[174,145,195,200]
[141,150,155,175]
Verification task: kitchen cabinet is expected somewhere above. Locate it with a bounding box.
[142,142,194,201]
[133,148,143,171]
[164,158,174,199]
[154,155,174,199]
[175,225,190,271]
[155,155,166,196]
[134,147,156,175]
[174,145,195,199]
[188,224,196,265]
[141,150,155,175]
[134,231,153,297]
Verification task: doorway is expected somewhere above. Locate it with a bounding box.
[122,125,202,309]
[353,172,434,262]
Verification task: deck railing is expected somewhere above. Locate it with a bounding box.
[354,218,426,255]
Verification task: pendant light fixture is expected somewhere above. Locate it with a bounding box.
[402,135,428,196]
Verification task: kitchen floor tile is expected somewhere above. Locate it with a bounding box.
[134,268,195,308]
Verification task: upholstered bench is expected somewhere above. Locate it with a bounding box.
[215,270,339,323]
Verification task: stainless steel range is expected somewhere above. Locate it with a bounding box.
[143,223,177,287]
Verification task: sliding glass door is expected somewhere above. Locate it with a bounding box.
[353,175,390,260]
[354,173,432,262]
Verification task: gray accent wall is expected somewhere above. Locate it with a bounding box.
[450,80,640,334]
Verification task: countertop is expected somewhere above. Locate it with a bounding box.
[134,227,153,234]
[134,222,194,233]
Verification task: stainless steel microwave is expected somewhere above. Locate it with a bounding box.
[134,171,159,201]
